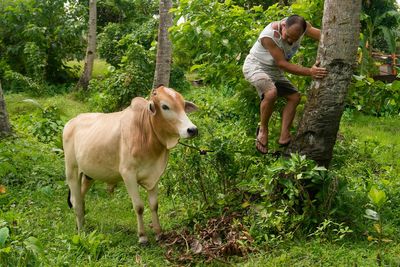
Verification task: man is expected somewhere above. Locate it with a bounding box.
[243,15,328,154]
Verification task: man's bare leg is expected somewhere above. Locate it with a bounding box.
[279,92,300,145]
[257,89,277,153]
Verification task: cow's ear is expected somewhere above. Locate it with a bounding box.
[184,101,198,113]
[149,101,156,115]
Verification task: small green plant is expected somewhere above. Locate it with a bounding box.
[0,226,10,250]
[70,231,110,260]
[0,220,45,266]
[364,186,391,265]
[18,99,64,147]
[308,218,353,242]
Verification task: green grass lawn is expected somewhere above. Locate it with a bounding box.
[5,93,90,122]
[67,59,111,79]
[342,113,400,165]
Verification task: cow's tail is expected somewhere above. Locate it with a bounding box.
[67,189,72,208]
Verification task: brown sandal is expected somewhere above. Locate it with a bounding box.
[255,126,268,154]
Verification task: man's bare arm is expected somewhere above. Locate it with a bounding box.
[261,37,327,79]
[305,22,321,41]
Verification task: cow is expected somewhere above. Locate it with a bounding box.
[62,86,198,244]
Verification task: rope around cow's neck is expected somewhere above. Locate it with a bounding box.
[178,141,214,155]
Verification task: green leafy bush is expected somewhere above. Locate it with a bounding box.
[347,76,400,116]
[98,19,157,68]
[14,99,64,147]
[2,70,42,95]
[238,153,337,243]
[170,0,324,90]
[163,86,259,209]
[90,34,190,112]
[171,0,276,87]
[88,42,154,112]
[0,0,86,84]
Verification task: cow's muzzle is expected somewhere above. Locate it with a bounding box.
[187,127,198,138]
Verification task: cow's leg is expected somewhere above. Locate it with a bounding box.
[122,174,148,244]
[80,174,94,216]
[66,169,85,232]
[148,186,161,240]
[81,174,94,198]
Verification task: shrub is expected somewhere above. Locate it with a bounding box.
[347,76,400,116]
[170,0,323,90]
[0,0,86,84]
[170,0,275,86]
[87,45,154,112]
[14,100,64,147]
[89,37,190,112]
[2,70,42,95]
[98,19,157,68]
[238,153,338,243]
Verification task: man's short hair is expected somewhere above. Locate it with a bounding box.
[286,15,307,33]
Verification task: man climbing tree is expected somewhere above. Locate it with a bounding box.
[287,0,362,167]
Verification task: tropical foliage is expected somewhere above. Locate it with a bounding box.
[0,0,87,86]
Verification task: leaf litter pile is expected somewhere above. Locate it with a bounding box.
[159,212,256,264]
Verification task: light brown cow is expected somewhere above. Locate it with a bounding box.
[63,86,198,244]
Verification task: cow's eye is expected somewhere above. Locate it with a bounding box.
[161,104,169,110]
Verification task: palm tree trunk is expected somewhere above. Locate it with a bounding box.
[153,0,173,89]
[0,81,12,138]
[77,0,97,90]
[287,0,362,167]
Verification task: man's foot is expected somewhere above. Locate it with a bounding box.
[256,126,268,154]
[278,133,291,146]
[278,138,291,147]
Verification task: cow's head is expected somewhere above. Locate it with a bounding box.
[149,86,198,149]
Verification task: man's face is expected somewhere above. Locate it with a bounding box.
[282,23,303,45]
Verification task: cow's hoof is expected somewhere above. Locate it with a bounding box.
[139,236,148,245]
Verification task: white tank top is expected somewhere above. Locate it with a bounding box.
[249,19,303,66]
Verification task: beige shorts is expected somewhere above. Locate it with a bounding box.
[243,54,298,98]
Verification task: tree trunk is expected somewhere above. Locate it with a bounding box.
[0,81,12,138]
[287,0,362,167]
[152,0,173,89]
[77,0,97,90]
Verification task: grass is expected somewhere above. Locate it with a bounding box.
[5,93,90,122]
[3,174,400,265]
[67,59,111,79]
[1,90,400,266]
[2,185,169,266]
[342,113,400,165]
[244,241,400,266]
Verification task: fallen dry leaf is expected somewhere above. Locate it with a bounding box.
[160,211,255,264]
[0,185,6,194]
[191,239,203,254]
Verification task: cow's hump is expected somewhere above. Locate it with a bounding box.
[130,97,148,112]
